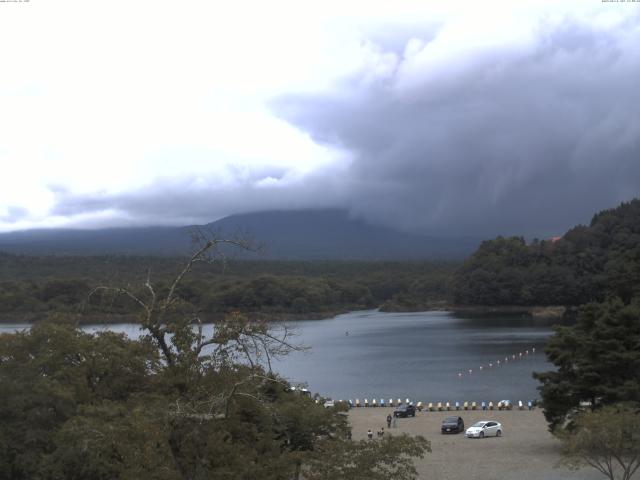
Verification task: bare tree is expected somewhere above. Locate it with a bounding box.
[89,229,304,408]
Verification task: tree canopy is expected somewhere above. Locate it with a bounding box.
[452,199,640,306]
[0,254,455,322]
[559,404,640,480]
[534,298,640,431]
[0,236,430,479]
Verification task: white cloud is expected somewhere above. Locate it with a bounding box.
[0,0,638,232]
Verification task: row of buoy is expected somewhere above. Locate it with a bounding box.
[343,399,535,410]
[346,398,412,408]
[457,348,536,378]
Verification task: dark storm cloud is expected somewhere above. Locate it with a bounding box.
[272,16,640,236]
[48,15,640,236]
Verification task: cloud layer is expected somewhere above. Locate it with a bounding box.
[273,12,640,236]
[2,3,639,237]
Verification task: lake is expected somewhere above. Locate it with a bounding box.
[0,310,558,404]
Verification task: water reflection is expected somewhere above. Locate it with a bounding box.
[272,310,558,403]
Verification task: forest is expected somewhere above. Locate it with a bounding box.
[451,199,640,307]
[2,200,640,323]
[0,255,455,322]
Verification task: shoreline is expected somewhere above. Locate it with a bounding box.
[0,309,356,325]
[0,304,567,325]
[450,304,566,318]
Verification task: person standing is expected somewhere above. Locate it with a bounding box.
[367,429,373,440]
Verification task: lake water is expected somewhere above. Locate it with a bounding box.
[0,310,558,404]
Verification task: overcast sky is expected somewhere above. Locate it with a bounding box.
[1,0,638,237]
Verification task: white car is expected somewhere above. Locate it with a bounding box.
[466,421,503,438]
[323,399,335,408]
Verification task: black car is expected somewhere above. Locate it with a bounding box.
[394,404,417,418]
[441,416,465,434]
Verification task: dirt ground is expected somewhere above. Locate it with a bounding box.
[348,407,602,480]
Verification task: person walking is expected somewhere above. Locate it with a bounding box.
[367,429,373,440]
[392,415,397,428]
[386,414,392,428]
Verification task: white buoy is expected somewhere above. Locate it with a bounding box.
[489,363,493,368]
[468,369,473,374]
[479,366,483,371]
[458,372,463,378]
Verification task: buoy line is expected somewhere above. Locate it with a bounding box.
[456,347,537,378]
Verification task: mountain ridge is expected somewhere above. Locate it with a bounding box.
[0,209,481,260]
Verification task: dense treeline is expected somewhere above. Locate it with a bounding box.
[452,199,640,306]
[4,199,639,319]
[0,255,456,321]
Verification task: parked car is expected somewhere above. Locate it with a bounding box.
[466,421,503,438]
[323,399,335,408]
[394,404,416,418]
[497,400,512,410]
[441,416,465,434]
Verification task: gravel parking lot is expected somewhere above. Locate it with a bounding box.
[348,407,601,480]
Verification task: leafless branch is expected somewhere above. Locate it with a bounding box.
[88,286,150,315]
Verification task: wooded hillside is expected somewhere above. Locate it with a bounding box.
[452,199,640,306]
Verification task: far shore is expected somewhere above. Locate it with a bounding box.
[451,304,567,318]
[0,304,568,325]
[0,309,354,325]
